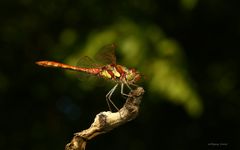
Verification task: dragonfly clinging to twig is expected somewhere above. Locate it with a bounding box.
[36,44,141,111]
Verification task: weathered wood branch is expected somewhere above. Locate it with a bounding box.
[65,87,145,150]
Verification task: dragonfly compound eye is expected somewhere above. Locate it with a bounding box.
[134,72,141,82]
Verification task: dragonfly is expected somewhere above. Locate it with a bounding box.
[36,44,141,111]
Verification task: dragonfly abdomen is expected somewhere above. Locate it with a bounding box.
[36,61,100,75]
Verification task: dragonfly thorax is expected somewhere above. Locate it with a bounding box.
[99,64,140,84]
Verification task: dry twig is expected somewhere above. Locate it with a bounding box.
[65,87,145,150]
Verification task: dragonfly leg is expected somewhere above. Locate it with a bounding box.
[125,82,133,90]
[120,83,131,98]
[106,84,119,111]
[130,83,138,87]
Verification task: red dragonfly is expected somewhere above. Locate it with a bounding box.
[36,44,141,111]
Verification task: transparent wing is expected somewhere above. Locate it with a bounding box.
[76,56,101,68]
[94,43,117,65]
[75,56,101,81]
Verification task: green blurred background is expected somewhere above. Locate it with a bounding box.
[1,0,239,149]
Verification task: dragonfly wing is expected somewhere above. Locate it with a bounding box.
[94,43,117,65]
[76,56,101,81]
[76,56,101,68]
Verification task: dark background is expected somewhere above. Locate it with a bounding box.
[1,0,239,150]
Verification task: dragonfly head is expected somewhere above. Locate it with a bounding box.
[126,68,141,84]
